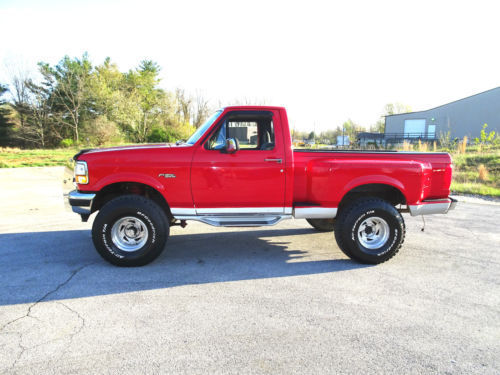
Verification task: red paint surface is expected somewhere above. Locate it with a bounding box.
[77,106,452,210]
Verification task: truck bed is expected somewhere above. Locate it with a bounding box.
[292,149,453,207]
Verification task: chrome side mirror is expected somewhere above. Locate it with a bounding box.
[225,138,239,154]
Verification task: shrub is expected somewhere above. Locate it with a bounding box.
[478,164,489,181]
[60,138,74,148]
[402,140,412,151]
[147,127,168,143]
[418,140,428,152]
[457,136,467,154]
[86,116,124,146]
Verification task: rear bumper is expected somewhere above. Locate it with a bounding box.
[409,197,457,216]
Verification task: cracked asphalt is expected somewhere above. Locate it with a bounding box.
[0,167,499,374]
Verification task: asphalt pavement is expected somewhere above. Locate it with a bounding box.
[0,167,499,374]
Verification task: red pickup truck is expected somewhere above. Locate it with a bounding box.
[67,106,456,267]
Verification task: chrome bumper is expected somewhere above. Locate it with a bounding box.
[409,197,457,216]
[67,190,95,221]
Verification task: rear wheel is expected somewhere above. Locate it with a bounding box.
[92,195,169,267]
[306,218,335,232]
[334,198,405,264]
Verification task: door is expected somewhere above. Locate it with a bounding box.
[427,125,436,139]
[404,119,426,138]
[190,110,286,213]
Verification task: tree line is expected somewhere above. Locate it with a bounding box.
[291,103,412,145]
[0,53,411,148]
[0,54,212,148]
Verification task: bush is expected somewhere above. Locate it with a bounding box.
[478,164,489,182]
[60,138,74,148]
[86,116,124,146]
[147,127,168,143]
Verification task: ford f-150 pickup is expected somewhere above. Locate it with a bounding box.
[66,106,456,266]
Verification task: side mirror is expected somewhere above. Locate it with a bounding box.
[225,138,239,154]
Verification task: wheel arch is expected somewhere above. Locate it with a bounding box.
[338,183,407,212]
[91,181,172,220]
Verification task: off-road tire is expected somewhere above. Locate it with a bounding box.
[334,198,405,264]
[306,218,335,232]
[92,195,169,267]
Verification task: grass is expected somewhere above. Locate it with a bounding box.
[450,150,500,197]
[450,182,500,196]
[0,147,77,168]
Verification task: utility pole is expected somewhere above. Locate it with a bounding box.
[313,121,316,144]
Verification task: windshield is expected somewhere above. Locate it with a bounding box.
[186,110,223,145]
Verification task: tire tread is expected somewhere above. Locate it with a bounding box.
[92,195,169,267]
[334,198,405,264]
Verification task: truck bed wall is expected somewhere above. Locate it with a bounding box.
[293,151,452,207]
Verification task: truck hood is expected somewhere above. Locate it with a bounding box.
[74,143,190,159]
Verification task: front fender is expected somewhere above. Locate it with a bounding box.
[92,172,166,193]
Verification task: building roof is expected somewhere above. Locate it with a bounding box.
[384,87,500,118]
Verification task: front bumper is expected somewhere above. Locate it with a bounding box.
[409,197,457,216]
[68,190,95,221]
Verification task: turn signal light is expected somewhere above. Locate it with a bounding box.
[76,175,88,184]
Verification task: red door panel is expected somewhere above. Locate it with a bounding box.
[190,110,286,211]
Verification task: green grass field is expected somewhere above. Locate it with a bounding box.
[450,150,500,197]
[0,147,77,168]
[1,145,499,197]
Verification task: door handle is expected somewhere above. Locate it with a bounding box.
[264,158,282,164]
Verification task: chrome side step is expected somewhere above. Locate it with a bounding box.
[174,214,292,227]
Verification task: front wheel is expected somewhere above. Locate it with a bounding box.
[92,195,169,267]
[334,198,405,264]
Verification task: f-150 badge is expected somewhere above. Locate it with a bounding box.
[158,173,176,178]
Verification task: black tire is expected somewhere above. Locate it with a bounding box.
[334,198,405,264]
[306,218,335,232]
[91,195,169,267]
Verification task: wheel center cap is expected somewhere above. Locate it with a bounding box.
[125,226,138,237]
[365,226,373,235]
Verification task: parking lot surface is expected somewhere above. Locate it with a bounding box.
[0,167,499,374]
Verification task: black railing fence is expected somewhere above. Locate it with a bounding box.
[383,132,437,141]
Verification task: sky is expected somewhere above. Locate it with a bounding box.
[1,0,499,132]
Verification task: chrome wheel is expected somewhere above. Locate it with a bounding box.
[111,216,149,252]
[357,216,390,250]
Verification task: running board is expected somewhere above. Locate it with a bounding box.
[174,214,292,227]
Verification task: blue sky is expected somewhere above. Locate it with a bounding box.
[1,0,499,131]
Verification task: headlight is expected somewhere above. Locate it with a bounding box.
[74,161,89,184]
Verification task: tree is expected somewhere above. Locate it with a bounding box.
[371,102,412,133]
[0,54,215,147]
[38,54,93,143]
[191,91,211,128]
[7,72,57,148]
[341,119,363,142]
[0,84,14,146]
[19,80,55,147]
[384,102,412,116]
[119,60,166,143]
[90,57,125,120]
[174,88,192,126]
[318,129,341,144]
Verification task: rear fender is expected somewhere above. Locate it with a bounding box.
[341,175,406,200]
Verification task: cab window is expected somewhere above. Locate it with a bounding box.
[207,115,275,151]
